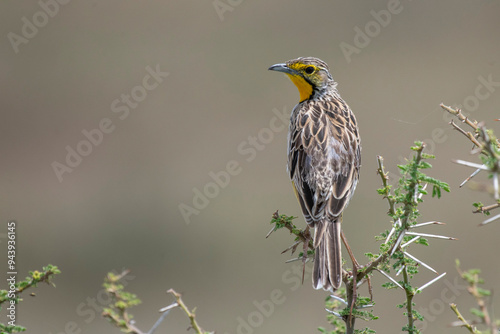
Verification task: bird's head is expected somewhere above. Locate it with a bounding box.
[268,57,334,102]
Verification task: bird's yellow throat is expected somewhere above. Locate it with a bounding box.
[286,74,313,102]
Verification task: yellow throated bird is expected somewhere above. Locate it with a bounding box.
[269,57,361,291]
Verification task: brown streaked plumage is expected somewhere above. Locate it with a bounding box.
[269,57,361,291]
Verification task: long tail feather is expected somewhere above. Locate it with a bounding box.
[313,220,342,291]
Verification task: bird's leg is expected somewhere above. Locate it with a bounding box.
[367,274,373,301]
[341,230,360,323]
[341,230,360,269]
[301,226,312,284]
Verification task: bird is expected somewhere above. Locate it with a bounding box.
[268,57,361,291]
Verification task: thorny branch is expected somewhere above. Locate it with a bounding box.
[450,303,480,334]
[167,289,208,334]
[454,264,497,334]
[441,103,500,224]
[270,142,453,333]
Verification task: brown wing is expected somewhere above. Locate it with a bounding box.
[288,98,360,225]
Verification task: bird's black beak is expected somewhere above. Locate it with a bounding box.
[268,63,297,75]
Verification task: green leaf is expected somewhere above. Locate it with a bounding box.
[470,307,484,318]
[476,287,491,297]
[419,161,432,169]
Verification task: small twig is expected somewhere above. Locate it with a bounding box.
[455,264,497,333]
[14,269,60,295]
[473,202,500,214]
[443,104,500,226]
[450,303,479,334]
[441,104,479,131]
[271,211,314,251]
[449,119,483,148]
[167,289,206,334]
[377,155,396,216]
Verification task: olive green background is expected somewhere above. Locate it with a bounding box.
[1,1,500,333]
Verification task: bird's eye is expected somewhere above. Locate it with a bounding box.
[305,66,315,74]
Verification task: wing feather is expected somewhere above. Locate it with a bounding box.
[287,98,360,223]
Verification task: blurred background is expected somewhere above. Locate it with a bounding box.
[1,1,500,333]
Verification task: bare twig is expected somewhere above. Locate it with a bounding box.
[377,155,396,216]
[167,289,207,334]
[450,303,479,334]
[473,202,500,214]
[442,103,500,224]
[455,264,498,333]
[441,104,479,131]
[449,119,482,148]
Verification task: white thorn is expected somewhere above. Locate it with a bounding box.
[401,236,421,248]
[404,252,438,274]
[385,219,400,244]
[470,146,482,155]
[329,294,348,305]
[417,272,447,292]
[265,226,276,238]
[406,232,456,240]
[357,304,374,309]
[449,320,476,328]
[159,302,178,313]
[376,269,404,290]
[390,229,406,256]
[385,226,396,244]
[459,168,482,188]
[281,241,301,254]
[452,160,488,170]
[481,212,500,226]
[285,257,310,263]
[325,308,342,318]
[418,183,428,200]
[396,265,405,276]
[410,221,444,229]
[357,279,366,288]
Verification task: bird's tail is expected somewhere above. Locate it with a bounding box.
[312,219,342,291]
